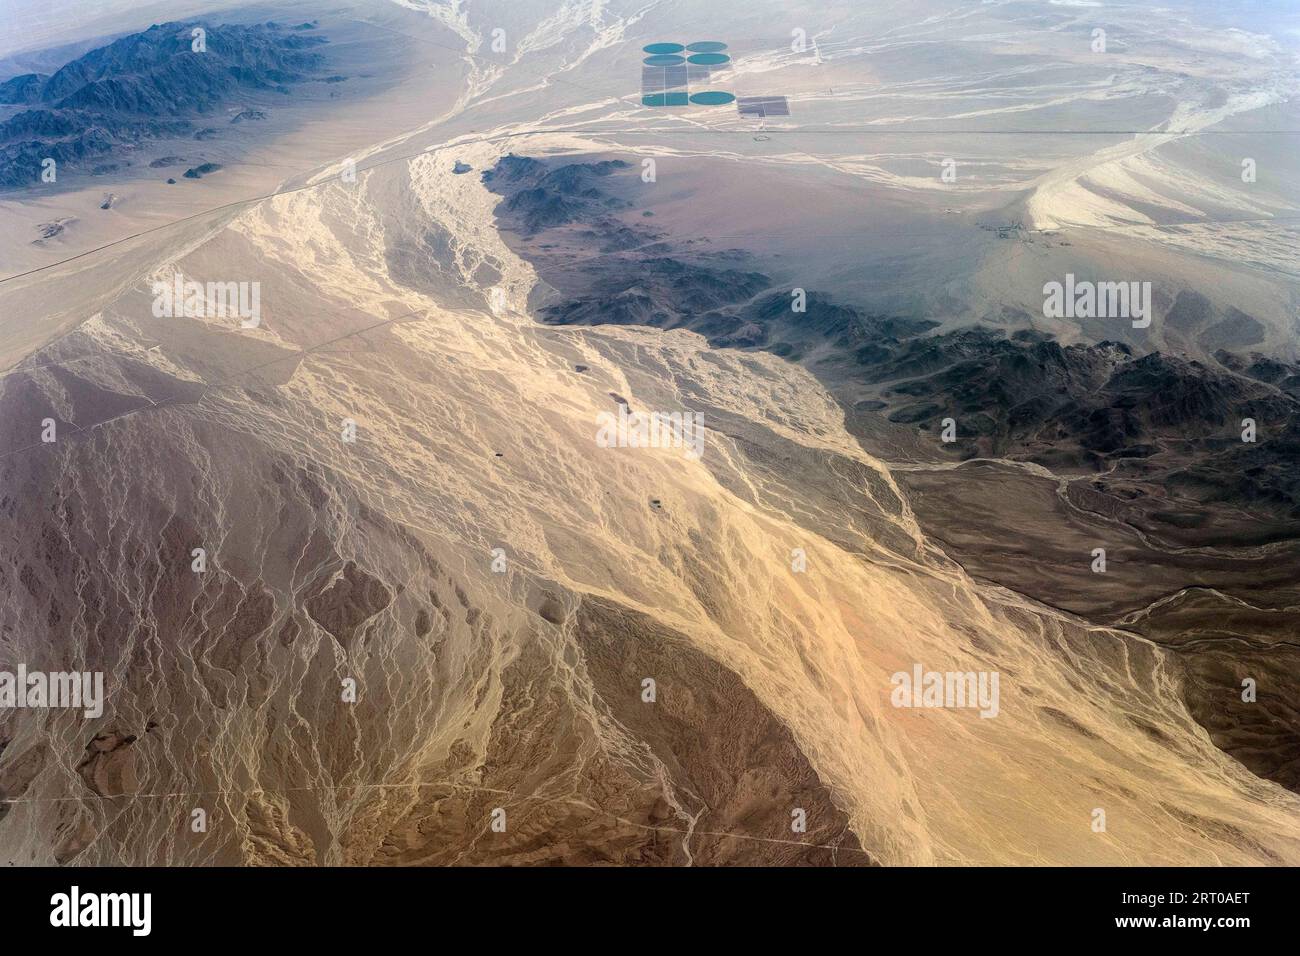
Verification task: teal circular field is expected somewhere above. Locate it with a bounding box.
[687,53,730,65]
[643,92,689,107]
[689,91,735,105]
[686,41,727,53]
[643,54,685,65]
[642,42,685,54]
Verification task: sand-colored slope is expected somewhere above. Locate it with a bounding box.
[225,141,1300,864]
[5,134,1297,865]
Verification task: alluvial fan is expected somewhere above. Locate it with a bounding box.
[1,0,1299,869]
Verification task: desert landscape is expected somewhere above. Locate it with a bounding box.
[0,0,1298,867]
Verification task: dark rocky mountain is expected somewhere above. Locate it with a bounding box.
[485,153,1300,524]
[0,20,329,189]
[541,256,771,328]
[483,155,631,233]
[182,162,222,179]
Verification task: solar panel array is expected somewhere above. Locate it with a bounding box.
[736,96,790,118]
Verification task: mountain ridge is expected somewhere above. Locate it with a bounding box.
[0,19,328,189]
